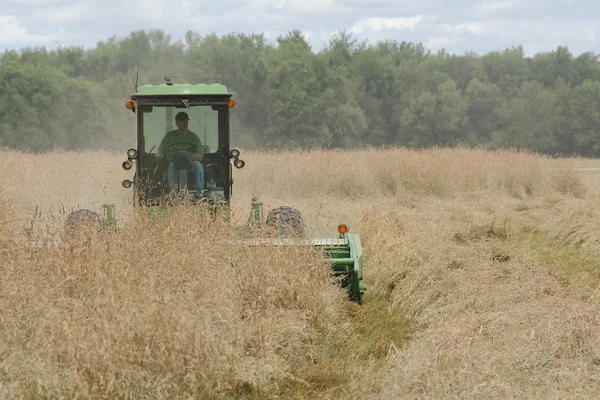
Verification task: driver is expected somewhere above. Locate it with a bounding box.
[156,111,205,191]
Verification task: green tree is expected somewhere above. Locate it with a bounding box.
[530,46,577,87]
[464,79,505,145]
[0,29,599,155]
[491,81,557,152]
[398,79,469,147]
[264,30,329,148]
[571,80,600,157]
[482,46,529,96]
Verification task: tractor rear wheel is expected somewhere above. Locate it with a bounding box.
[65,209,102,235]
[265,206,305,238]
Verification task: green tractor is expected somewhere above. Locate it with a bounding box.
[67,77,366,302]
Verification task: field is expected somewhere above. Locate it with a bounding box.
[1,147,600,399]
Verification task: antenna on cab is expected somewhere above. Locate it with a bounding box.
[134,65,140,92]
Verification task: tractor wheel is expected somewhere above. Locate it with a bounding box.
[265,206,306,238]
[65,209,102,235]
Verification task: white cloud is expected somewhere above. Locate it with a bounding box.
[27,1,96,24]
[581,24,597,42]
[349,16,424,34]
[439,22,485,36]
[132,0,173,25]
[0,15,56,45]
[480,19,598,42]
[425,36,454,49]
[424,22,485,50]
[4,0,75,4]
[242,0,339,14]
[473,0,515,18]
[279,0,338,13]
[2,0,599,55]
[244,0,283,7]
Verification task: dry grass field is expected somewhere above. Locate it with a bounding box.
[1,147,600,399]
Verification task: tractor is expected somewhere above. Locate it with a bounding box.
[67,77,366,302]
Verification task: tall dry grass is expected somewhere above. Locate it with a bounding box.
[0,147,585,237]
[235,147,584,201]
[1,147,599,398]
[1,206,353,398]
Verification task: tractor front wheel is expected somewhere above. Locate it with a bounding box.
[65,209,102,235]
[265,206,305,238]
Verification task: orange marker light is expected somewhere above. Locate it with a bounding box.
[125,100,135,110]
[229,99,236,108]
[338,224,349,235]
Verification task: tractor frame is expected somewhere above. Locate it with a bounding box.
[74,77,366,302]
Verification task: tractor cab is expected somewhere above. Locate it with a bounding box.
[121,79,245,206]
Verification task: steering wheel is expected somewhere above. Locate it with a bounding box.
[167,143,198,165]
[168,142,197,153]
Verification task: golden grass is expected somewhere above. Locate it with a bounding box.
[1,147,600,398]
[363,196,600,399]
[1,207,352,397]
[235,147,584,200]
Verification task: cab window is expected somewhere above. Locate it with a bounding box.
[140,105,219,154]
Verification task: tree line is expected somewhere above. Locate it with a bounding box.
[1,29,599,156]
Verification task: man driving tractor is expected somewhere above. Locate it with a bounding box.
[156,111,205,191]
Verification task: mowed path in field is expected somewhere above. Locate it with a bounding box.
[1,148,600,398]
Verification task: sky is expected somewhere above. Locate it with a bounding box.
[1,0,599,55]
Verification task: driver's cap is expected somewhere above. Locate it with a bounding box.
[175,111,190,121]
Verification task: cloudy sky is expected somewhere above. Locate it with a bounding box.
[1,0,598,55]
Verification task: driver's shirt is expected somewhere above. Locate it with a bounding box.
[158,130,204,157]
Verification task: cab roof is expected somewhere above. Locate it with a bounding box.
[133,83,232,97]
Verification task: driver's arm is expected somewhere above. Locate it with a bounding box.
[156,133,170,158]
[192,135,204,161]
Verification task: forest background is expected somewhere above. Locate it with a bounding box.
[1,29,599,156]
